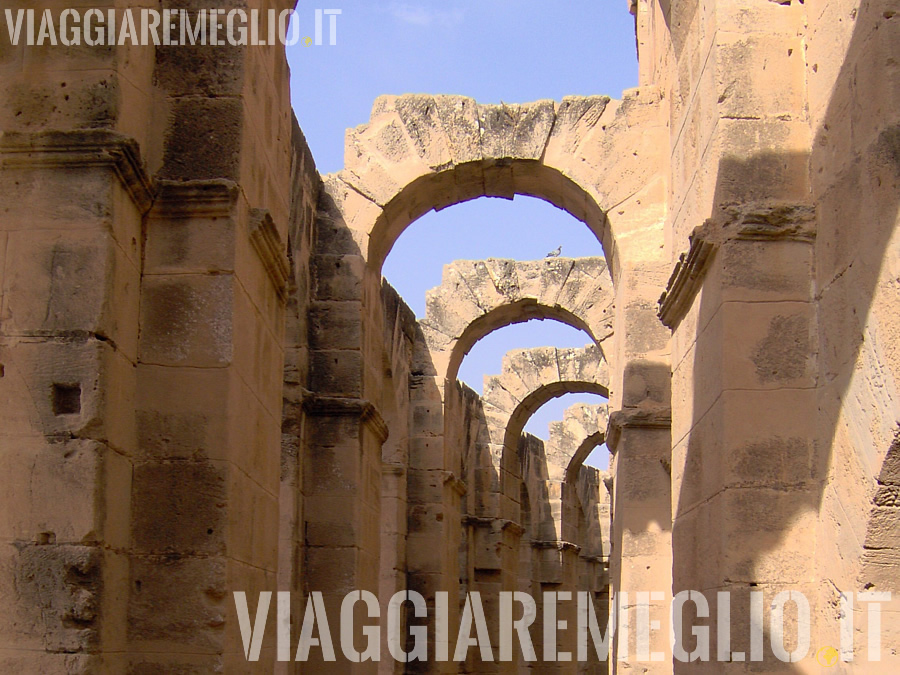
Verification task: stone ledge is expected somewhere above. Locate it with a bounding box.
[606,407,672,454]
[462,516,526,537]
[658,226,716,330]
[531,540,583,553]
[249,208,290,301]
[301,393,389,443]
[0,129,155,214]
[151,179,240,218]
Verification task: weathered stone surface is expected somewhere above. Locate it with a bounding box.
[1,1,898,670]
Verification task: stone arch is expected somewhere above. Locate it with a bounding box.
[546,403,610,484]
[479,345,609,521]
[308,92,666,648]
[417,256,614,382]
[546,404,610,546]
[325,92,663,276]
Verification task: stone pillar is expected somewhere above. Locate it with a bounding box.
[131,188,290,671]
[0,130,150,673]
[404,375,464,673]
[0,3,160,669]
[301,395,387,674]
[666,219,819,673]
[607,409,673,675]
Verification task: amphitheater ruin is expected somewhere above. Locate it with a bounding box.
[0,0,898,672]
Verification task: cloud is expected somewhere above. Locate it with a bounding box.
[389,3,465,28]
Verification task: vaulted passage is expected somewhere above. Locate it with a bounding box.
[0,1,897,673]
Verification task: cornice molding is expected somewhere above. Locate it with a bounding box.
[531,540,582,553]
[659,203,815,330]
[606,407,672,454]
[462,516,526,537]
[151,179,240,218]
[0,129,155,214]
[302,394,389,444]
[658,226,716,330]
[249,208,291,301]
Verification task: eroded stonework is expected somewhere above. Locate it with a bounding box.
[0,0,898,673]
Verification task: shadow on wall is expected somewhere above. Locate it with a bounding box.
[674,0,900,670]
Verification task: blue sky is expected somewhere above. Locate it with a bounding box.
[287,1,638,468]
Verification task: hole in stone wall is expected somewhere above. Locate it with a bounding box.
[0,363,4,378]
[52,383,82,415]
[35,532,56,545]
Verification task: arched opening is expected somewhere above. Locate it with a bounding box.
[504,381,610,462]
[382,195,604,318]
[449,302,603,384]
[369,161,613,277]
[524,393,610,473]
[457,320,597,393]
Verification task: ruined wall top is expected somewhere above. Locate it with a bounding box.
[319,89,668,275]
[480,344,609,451]
[414,257,614,380]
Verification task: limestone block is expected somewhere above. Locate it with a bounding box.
[0,653,96,675]
[408,436,444,473]
[672,405,722,519]
[306,546,361,596]
[160,97,243,181]
[144,214,236,275]
[0,543,101,653]
[128,653,224,674]
[127,555,227,652]
[154,42,244,97]
[228,469,279,569]
[716,33,806,121]
[0,337,116,439]
[713,118,811,205]
[305,437,361,493]
[507,347,562,394]
[478,100,555,162]
[308,349,362,397]
[407,502,446,540]
[615,455,672,507]
[139,274,234,367]
[317,175,380,254]
[481,258,524,302]
[0,232,6,307]
[431,95,483,165]
[716,238,814,304]
[847,13,900,154]
[0,438,109,544]
[131,459,227,556]
[308,300,361,351]
[1,70,119,132]
[312,254,365,302]
[544,96,611,167]
[231,289,285,418]
[1,229,140,353]
[864,506,900,549]
[392,94,455,169]
[720,303,816,389]
[136,364,231,461]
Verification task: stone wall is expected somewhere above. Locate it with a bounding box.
[0,0,897,672]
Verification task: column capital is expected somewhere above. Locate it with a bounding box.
[606,406,671,453]
[302,393,389,443]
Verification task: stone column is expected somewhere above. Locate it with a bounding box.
[131,188,290,671]
[666,218,818,673]
[0,130,150,673]
[607,409,673,675]
[300,395,387,674]
[0,3,159,668]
